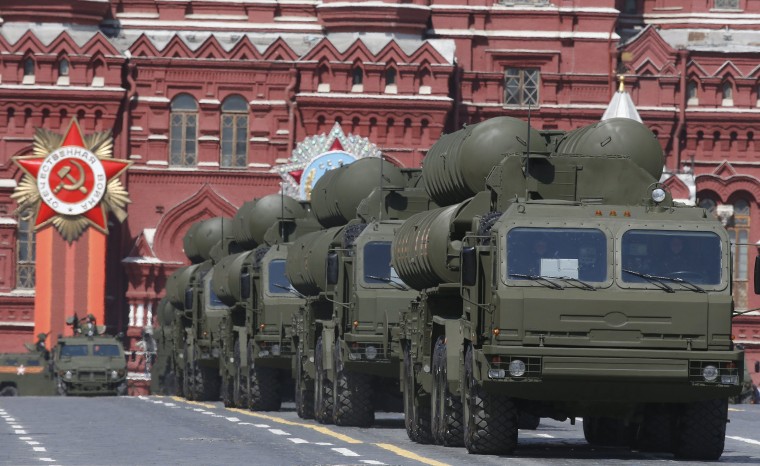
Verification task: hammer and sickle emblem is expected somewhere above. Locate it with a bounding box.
[53,160,88,194]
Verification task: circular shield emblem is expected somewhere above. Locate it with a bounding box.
[36,146,106,216]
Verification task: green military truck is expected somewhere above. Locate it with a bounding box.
[0,344,55,396]
[52,334,127,396]
[393,116,744,460]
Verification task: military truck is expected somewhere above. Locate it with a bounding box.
[0,335,55,396]
[393,116,744,460]
[52,332,128,396]
[287,159,443,426]
[172,217,234,401]
[212,193,320,410]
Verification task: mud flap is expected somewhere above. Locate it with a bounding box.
[432,316,464,395]
[321,322,335,372]
[235,326,248,367]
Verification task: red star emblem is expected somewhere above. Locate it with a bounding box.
[13,119,130,232]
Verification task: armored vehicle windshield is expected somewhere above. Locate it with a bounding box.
[267,259,296,295]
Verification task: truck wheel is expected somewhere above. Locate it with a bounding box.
[221,371,233,407]
[463,345,518,454]
[635,404,673,452]
[403,342,432,443]
[0,385,18,396]
[295,345,314,419]
[673,398,727,460]
[249,365,281,411]
[583,417,630,446]
[313,337,334,424]
[332,340,374,427]
[193,361,220,401]
[183,344,194,400]
[431,337,463,446]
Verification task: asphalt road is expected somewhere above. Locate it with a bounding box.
[0,397,758,466]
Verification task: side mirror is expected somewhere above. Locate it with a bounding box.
[184,287,193,310]
[461,246,476,287]
[326,252,339,286]
[240,272,251,300]
[755,256,760,295]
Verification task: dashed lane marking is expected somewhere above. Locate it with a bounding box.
[15,430,27,435]
[269,429,290,436]
[20,437,32,440]
[39,458,55,462]
[227,408,361,445]
[727,436,760,446]
[226,417,240,422]
[288,438,309,444]
[253,424,270,428]
[315,442,333,446]
[12,425,23,428]
[33,447,47,452]
[374,443,450,466]
[26,441,40,445]
[332,448,360,457]
[360,461,386,465]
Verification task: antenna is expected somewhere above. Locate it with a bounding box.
[378,154,383,222]
[525,104,532,199]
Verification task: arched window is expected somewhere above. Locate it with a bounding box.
[220,95,249,168]
[687,81,698,105]
[58,58,70,86]
[23,57,35,84]
[385,68,397,94]
[170,94,198,167]
[16,209,35,289]
[722,81,733,106]
[351,66,363,92]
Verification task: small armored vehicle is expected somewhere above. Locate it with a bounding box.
[52,333,128,396]
[0,347,55,396]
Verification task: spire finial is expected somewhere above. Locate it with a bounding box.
[618,75,625,93]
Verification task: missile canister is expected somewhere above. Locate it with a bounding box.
[286,226,343,296]
[422,116,548,206]
[554,117,664,180]
[232,194,306,250]
[183,217,232,263]
[210,250,255,306]
[310,158,406,228]
[166,265,198,309]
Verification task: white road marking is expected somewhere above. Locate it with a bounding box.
[315,442,333,446]
[211,415,223,418]
[226,417,240,422]
[727,436,760,447]
[253,424,270,428]
[202,412,215,415]
[535,433,555,438]
[15,430,27,434]
[268,429,290,436]
[164,403,176,407]
[332,448,360,457]
[39,458,55,462]
[5,418,16,421]
[33,447,46,452]
[26,441,40,445]
[360,461,385,465]
[288,438,309,444]
[19,437,32,440]
[238,422,254,426]
[12,425,23,428]
[193,408,206,412]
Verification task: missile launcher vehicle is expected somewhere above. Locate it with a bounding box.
[393,116,745,460]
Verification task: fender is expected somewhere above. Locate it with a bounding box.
[432,315,464,394]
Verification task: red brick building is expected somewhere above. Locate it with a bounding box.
[0,0,757,387]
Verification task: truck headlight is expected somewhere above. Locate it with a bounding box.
[365,345,378,361]
[702,365,719,382]
[509,360,526,377]
[111,370,118,379]
[271,344,281,356]
[65,371,73,380]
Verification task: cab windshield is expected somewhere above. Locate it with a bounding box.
[507,228,607,282]
[621,230,722,285]
[60,345,88,357]
[363,241,407,289]
[92,344,121,357]
[268,259,294,294]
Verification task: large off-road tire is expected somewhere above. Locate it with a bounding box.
[0,385,18,396]
[673,398,728,460]
[463,345,518,454]
[192,360,221,401]
[183,344,194,400]
[175,366,184,398]
[295,345,314,419]
[635,404,673,452]
[403,342,432,444]
[313,337,334,424]
[221,370,234,407]
[332,340,374,427]
[583,417,631,447]
[249,365,281,411]
[431,337,463,446]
